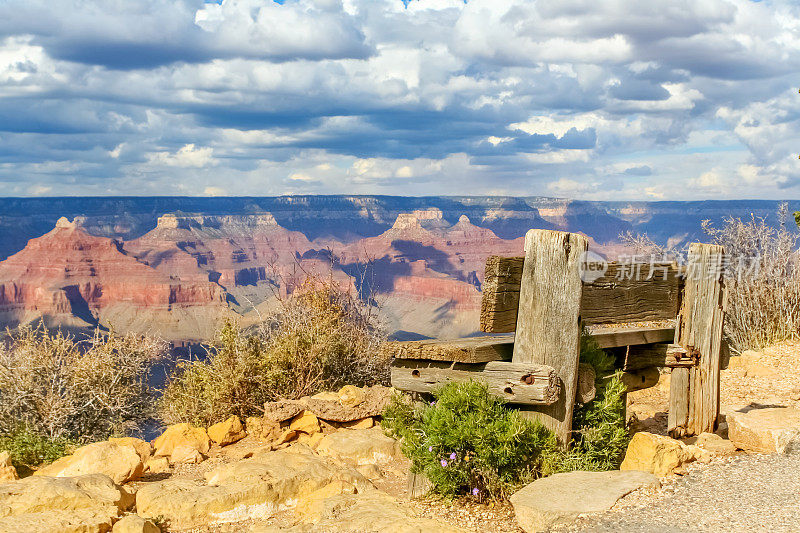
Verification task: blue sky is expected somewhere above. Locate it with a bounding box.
[0,0,797,200]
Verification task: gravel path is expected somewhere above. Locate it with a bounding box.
[561,454,800,532]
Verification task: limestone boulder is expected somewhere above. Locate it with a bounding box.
[303,386,393,423]
[135,447,371,529]
[315,428,401,467]
[144,457,170,474]
[694,432,737,456]
[0,452,18,484]
[247,417,282,442]
[108,437,152,464]
[152,423,211,463]
[262,401,305,423]
[510,470,660,533]
[0,474,133,533]
[252,490,467,533]
[290,411,321,435]
[34,441,145,484]
[727,407,800,454]
[620,432,695,476]
[208,416,247,446]
[113,514,161,533]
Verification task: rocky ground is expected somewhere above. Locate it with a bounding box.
[2,345,800,533]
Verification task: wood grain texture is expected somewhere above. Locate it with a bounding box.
[668,366,690,438]
[386,334,515,363]
[619,367,660,392]
[513,230,588,446]
[480,256,524,333]
[624,342,696,370]
[576,363,596,404]
[683,243,727,435]
[590,326,675,349]
[479,257,682,333]
[390,359,560,405]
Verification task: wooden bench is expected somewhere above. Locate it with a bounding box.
[388,229,727,444]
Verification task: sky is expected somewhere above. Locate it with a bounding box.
[0,0,797,200]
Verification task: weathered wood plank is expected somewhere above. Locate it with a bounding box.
[480,256,524,334]
[386,325,676,365]
[576,363,596,404]
[668,366,691,438]
[390,359,560,405]
[513,230,587,446]
[619,367,660,392]
[387,334,515,363]
[685,244,727,435]
[624,342,697,370]
[590,325,675,349]
[480,257,682,333]
[581,263,682,324]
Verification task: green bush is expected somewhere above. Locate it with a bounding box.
[0,426,75,470]
[382,331,629,500]
[552,333,629,472]
[382,382,559,500]
[159,281,389,427]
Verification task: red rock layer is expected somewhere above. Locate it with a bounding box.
[0,217,224,322]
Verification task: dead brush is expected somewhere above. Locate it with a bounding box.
[702,203,800,352]
[0,325,166,441]
[158,276,389,427]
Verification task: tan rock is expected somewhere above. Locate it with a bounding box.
[144,457,170,474]
[108,437,152,464]
[727,407,800,454]
[247,417,282,442]
[316,428,401,467]
[338,385,366,408]
[290,411,321,435]
[0,474,133,533]
[339,417,374,430]
[620,432,695,476]
[34,441,145,484]
[262,400,305,423]
[294,480,357,523]
[253,490,467,533]
[152,423,211,462]
[135,447,370,529]
[170,445,206,464]
[0,452,18,484]
[208,416,247,446]
[510,470,660,533]
[744,363,779,378]
[113,514,161,533]
[297,432,325,449]
[311,392,341,402]
[695,432,737,456]
[303,386,392,423]
[355,463,383,481]
[276,429,299,445]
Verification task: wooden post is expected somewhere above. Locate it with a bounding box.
[668,243,727,437]
[512,230,588,446]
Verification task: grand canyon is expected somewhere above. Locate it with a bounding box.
[0,196,796,342]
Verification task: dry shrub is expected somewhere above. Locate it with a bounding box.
[0,325,165,441]
[702,204,800,352]
[159,279,389,426]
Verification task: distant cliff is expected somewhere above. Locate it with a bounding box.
[0,196,796,341]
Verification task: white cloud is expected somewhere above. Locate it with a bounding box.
[146,144,215,168]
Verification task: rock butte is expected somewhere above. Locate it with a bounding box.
[0,209,528,340]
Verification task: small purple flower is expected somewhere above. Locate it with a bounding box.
[428,446,433,452]
[440,459,448,467]
[430,401,435,406]
[472,488,480,496]
[449,452,457,460]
